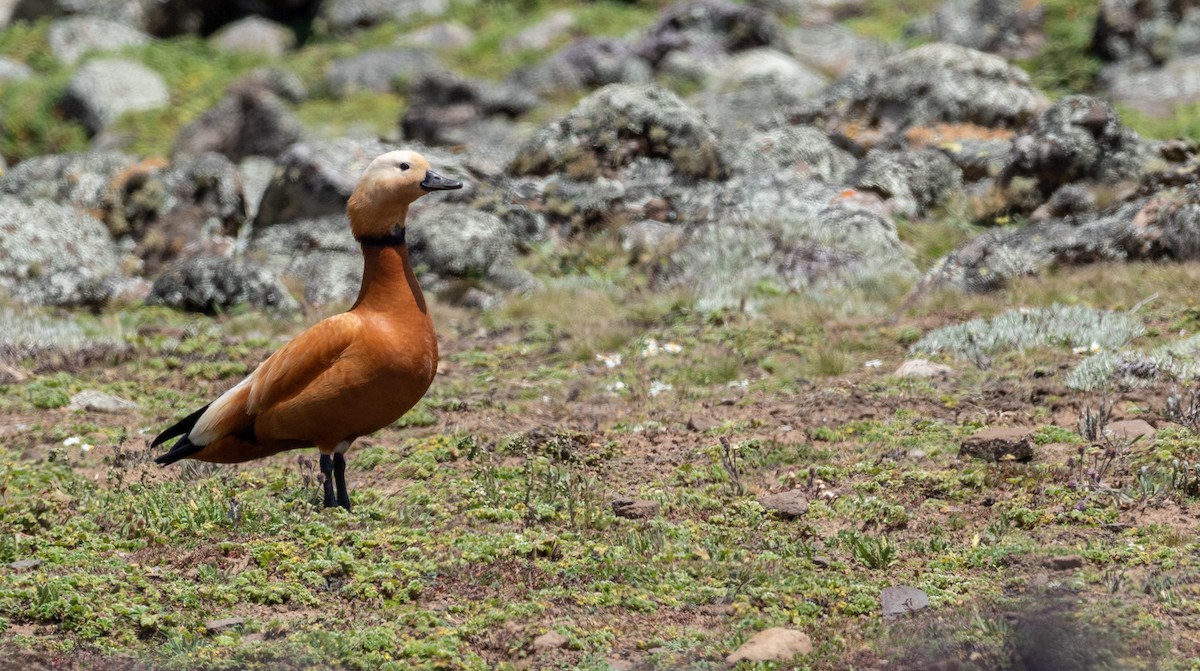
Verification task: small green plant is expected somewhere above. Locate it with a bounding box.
[844,531,897,569]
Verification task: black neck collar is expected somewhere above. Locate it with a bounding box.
[357,228,405,247]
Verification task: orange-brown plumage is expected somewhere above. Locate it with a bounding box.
[152,150,462,508]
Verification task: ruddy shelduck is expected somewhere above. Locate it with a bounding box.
[152,150,462,510]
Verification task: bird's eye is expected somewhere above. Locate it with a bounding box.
[399,162,410,171]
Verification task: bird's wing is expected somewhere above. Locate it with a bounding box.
[188,313,362,446]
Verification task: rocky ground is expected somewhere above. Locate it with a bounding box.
[3,0,1200,669]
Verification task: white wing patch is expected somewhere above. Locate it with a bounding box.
[188,373,255,446]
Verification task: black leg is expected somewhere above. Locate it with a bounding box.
[333,453,352,511]
[320,454,336,508]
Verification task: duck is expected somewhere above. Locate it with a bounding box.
[151,150,462,510]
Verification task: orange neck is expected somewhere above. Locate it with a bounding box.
[351,244,428,316]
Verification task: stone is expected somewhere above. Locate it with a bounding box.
[881,585,930,619]
[849,148,963,218]
[696,47,827,139]
[894,359,956,379]
[1104,419,1156,443]
[325,48,439,98]
[531,631,569,651]
[960,426,1035,462]
[147,256,297,314]
[795,43,1048,135]
[0,197,121,307]
[173,77,305,161]
[510,83,724,180]
[1001,95,1147,197]
[396,22,474,50]
[407,205,534,291]
[757,489,809,519]
[0,57,30,82]
[401,71,538,146]
[504,10,574,53]
[906,0,1044,59]
[730,125,857,184]
[60,58,169,136]
[211,16,294,58]
[1045,554,1085,570]
[68,390,139,413]
[725,628,812,663]
[9,559,41,570]
[511,37,652,94]
[785,23,893,77]
[635,0,784,71]
[47,16,150,65]
[204,617,244,633]
[612,498,659,519]
[318,0,449,35]
[0,151,136,212]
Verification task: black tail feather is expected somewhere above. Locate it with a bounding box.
[151,403,210,465]
[155,436,205,465]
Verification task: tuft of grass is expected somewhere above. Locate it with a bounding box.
[1017,0,1102,97]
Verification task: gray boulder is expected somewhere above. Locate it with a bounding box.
[795,43,1048,135]
[254,137,395,227]
[318,0,449,35]
[664,177,918,311]
[0,197,121,307]
[210,16,294,57]
[906,0,1043,59]
[408,204,533,291]
[510,84,725,180]
[0,151,135,211]
[848,148,963,218]
[396,22,474,51]
[503,9,574,53]
[696,48,827,139]
[12,0,150,29]
[147,256,296,314]
[401,71,538,146]
[173,77,305,161]
[60,58,169,136]
[0,57,31,82]
[324,48,439,97]
[511,37,652,94]
[1093,0,1200,65]
[635,0,784,70]
[1001,95,1147,197]
[47,16,150,65]
[102,152,246,273]
[251,214,362,306]
[730,125,857,184]
[919,173,1200,293]
[1103,55,1200,118]
[785,23,894,77]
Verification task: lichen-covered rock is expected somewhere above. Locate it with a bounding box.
[848,148,963,218]
[696,48,827,139]
[254,137,394,227]
[784,23,894,77]
[318,0,449,35]
[12,0,150,30]
[510,84,725,180]
[510,37,652,94]
[324,48,439,98]
[1102,55,1200,117]
[0,197,121,307]
[1001,95,1147,196]
[795,43,1048,135]
[408,204,534,291]
[663,175,918,311]
[730,125,857,184]
[906,0,1044,59]
[1093,0,1200,65]
[60,58,169,136]
[47,16,151,65]
[210,16,295,57]
[396,22,474,50]
[0,57,31,82]
[101,152,246,273]
[147,255,296,313]
[401,71,538,146]
[503,9,575,53]
[251,214,361,306]
[173,77,305,161]
[918,172,1200,294]
[634,0,783,69]
[0,151,135,212]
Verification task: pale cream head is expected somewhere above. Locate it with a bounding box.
[347,150,462,239]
